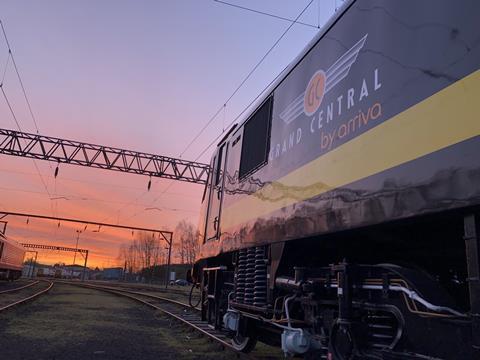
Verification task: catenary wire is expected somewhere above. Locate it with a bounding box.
[1,20,40,133]
[0,20,59,222]
[121,0,318,222]
[213,0,319,29]
[0,166,198,196]
[178,0,316,159]
[0,86,52,198]
[0,19,76,223]
[0,184,198,212]
[1,51,11,85]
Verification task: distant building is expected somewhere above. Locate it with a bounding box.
[103,267,123,280]
[88,267,103,280]
[22,263,40,277]
[63,264,89,279]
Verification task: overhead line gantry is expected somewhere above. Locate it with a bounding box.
[0,211,174,287]
[0,128,210,185]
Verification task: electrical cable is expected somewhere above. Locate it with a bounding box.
[193,64,286,162]
[1,19,67,222]
[116,1,318,225]
[0,184,198,212]
[1,51,11,85]
[0,60,53,201]
[0,166,199,196]
[1,20,40,133]
[179,0,316,160]
[213,0,318,29]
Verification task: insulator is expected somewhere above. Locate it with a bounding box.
[244,247,256,305]
[236,249,247,303]
[253,246,267,307]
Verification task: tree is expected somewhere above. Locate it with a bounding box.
[174,220,199,265]
[117,231,166,281]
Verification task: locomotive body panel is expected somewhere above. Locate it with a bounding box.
[198,0,480,260]
[0,233,25,276]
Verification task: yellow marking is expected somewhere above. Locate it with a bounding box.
[221,69,480,229]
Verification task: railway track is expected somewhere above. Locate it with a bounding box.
[0,279,39,294]
[82,280,193,296]
[0,280,54,312]
[76,280,200,306]
[60,281,235,350]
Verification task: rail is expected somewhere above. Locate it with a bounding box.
[0,280,54,312]
[0,280,39,294]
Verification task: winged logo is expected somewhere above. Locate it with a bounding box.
[279,34,368,124]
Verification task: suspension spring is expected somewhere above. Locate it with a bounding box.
[244,247,256,305]
[236,249,247,303]
[253,246,267,307]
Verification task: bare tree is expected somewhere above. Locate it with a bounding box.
[117,232,166,277]
[174,220,199,265]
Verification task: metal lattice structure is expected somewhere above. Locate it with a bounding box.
[20,243,88,254]
[0,128,210,185]
[2,211,174,287]
[21,243,90,280]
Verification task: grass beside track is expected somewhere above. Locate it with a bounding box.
[0,281,49,309]
[0,283,282,360]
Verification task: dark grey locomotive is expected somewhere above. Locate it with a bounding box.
[193,1,480,358]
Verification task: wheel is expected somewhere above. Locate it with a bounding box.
[330,320,358,360]
[231,333,257,353]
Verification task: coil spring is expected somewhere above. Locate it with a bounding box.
[253,246,267,307]
[236,249,247,303]
[244,247,256,305]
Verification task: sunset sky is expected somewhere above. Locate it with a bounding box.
[0,0,337,268]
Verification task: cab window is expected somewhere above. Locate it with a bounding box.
[239,96,273,179]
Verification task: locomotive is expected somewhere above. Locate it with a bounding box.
[0,232,25,281]
[192,0,480,358]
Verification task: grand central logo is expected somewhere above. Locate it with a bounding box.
[270,33,384,162]
[279,34,368,124]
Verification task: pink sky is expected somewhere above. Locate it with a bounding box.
[0,0,336,268]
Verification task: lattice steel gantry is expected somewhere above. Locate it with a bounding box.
[0,128,210,185]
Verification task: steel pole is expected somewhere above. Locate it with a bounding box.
[72,230,81,278]
[82,250,89,281]
[165,236,172,289]
[29,257,33,278]
[32,251,37,278]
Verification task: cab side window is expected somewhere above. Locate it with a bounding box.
[239,96,273,179]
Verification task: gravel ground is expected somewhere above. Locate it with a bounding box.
[0,283,282,360]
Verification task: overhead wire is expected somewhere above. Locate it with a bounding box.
[1,20,40,133]
[213,0,319,29]
[1,86,53,199]
[192,0,321,162]
[179,0,316,160]
[0,166,199,196]
[124,0,317,222]
[1,50,11,84]
[0,19,57,221]
[0,184,198,210]
[0,2,319,230]
[193,64,286,162]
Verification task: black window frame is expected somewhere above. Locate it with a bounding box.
[238,96,273,181]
